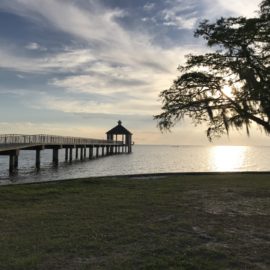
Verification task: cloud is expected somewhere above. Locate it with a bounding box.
[0,121,108,138]
[144,2,155,11]
[161,0,198,29]
[0,88,34,96]
[0,0,188,74]
[25,42,40,50]
[158,0,261,31]
[48,46,190,96]
[0,47,96,73]
[163,16,197,29]
[30,92,160,116]
[50,73,146,95]
[25,42,47,51]
[0,0,129,47]
[0,0,262,143]
[215,0,261,17]
[0,0,208,125]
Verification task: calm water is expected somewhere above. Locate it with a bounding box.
[0,145,270,185]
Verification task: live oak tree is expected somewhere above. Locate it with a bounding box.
[154,0,270,141]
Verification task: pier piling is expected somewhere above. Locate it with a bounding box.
[69,147,73,162]
[80,147,83,160]
[14,154,19,170]
[65,148,68,161]
[9,155,15,173]
[36,149,41,169]
[8,150,19,173]
[53,148,59,165]
[89,146,93,159]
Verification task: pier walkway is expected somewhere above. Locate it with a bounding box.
[0,134,128,173]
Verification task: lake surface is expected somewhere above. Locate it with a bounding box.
[0,145,270,185]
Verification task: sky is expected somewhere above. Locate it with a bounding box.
[0,0,268,145]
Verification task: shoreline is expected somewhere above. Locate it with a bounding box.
[1,170,270,186]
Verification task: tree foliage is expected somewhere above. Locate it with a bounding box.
[154,0,270,141]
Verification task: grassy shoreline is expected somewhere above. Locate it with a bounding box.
[3,170,270,187]
[0,173,269,269]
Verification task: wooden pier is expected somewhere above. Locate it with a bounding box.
[0,121,133,173]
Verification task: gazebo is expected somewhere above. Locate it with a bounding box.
[106,121,133,153]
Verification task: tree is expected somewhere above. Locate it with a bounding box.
[154,0,270,141]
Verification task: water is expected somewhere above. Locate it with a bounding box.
[0,145,270,185]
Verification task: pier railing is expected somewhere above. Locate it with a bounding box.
[0,134,122,146]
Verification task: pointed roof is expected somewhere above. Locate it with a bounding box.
[106,120,132,135]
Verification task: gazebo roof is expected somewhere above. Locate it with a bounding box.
[106,121,132,135]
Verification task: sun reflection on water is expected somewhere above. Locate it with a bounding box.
[210,146,247,171]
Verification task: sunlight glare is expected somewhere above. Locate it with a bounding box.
[210,146,247,171]
[222,85,233,97]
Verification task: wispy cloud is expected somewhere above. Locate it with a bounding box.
[0,0,264,144]
[216,0,261,17]
[0,47,96,73]
[16,74,25,79]
[153,0,261,31]
[0,0,129,47]
[161,0,198,29]
[25,42,47,51]
[0,0,200,112]
[0,121,108,138]
[49,46,192,95]
[144,2,155,11]
[29,92,160,116]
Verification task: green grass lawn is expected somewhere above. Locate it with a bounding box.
[0,173,269,270]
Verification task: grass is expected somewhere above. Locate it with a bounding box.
[0,173,269,269]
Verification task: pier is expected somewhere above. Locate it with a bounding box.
[0,121,133,173]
